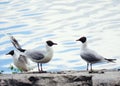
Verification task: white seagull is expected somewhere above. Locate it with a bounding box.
[24,40,57,72]
[76,36,116,71]
[7,34,57,72]
[6,50,30,72]
[5,34,31,72]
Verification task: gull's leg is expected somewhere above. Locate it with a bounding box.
[38,63,41,72]
[88,63,94,73]
[90,63,92,72]
[40,63,43,72]
[40,63,47,73]
[87,63,89,71]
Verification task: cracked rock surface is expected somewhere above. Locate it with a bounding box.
[0,70,120,86]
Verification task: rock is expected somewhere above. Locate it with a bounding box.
[0,70,120,86]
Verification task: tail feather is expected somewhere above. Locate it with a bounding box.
[105,58,116,63]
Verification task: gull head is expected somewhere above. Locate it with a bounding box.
[46,40,57,47]
[76,36,87,43]
[6,50,14,56]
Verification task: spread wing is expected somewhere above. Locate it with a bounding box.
[8,33,22,50]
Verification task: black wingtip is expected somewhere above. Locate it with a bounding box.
[18,49,26,52]
[105,58,116,63]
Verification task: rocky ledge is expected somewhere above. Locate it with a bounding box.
[0,70,120,86]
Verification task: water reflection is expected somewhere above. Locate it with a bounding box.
[0,0,120,73]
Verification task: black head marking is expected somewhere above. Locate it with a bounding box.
[76,36,87,43]
[6,50,14,56]
[46,40,57,46]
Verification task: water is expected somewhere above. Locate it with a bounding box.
[0,0,120,73]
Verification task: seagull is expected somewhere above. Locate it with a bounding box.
[7,34,57,72]
[76,36,116,71]
[5,34,32,72]
[23,40,57,72]
[6,50,30,72]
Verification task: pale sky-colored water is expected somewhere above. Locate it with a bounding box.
[0,0,120,73]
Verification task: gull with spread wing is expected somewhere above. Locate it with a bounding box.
[7,34,57,72]
[6,50,30,72]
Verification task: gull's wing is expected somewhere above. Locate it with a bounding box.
[26,51,45,61]
[80,49,104,63]
[8,33,22,50]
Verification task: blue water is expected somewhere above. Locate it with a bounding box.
[0,0,120,73]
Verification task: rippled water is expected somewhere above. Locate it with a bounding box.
[0,0,120,73]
